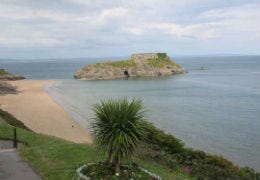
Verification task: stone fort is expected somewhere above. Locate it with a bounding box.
[131,53,159,62]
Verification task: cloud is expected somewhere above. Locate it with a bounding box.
[0,0,259,58]
[123,22,218,40]
[199,3,260,39]
[123,2,260,41]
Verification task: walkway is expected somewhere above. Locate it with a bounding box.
[0,146,41,180]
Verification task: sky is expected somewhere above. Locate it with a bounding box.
[0,0,260,59]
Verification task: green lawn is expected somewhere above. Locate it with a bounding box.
[0,122,190,180]
[108,59,136,68]
[2,107,258,179]
[0,109,30,130]
[147,56,182,69]
[92,60,136,69]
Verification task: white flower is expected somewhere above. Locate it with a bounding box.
[115,173,119,176]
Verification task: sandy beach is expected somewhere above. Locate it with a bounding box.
[0,80,92,144]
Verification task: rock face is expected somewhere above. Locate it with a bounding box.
[0,69,25,81]
[74,53,185,80]
[0,82,19,95]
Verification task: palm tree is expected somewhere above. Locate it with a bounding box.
[92,98,146,173]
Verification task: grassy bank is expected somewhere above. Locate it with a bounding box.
[140,122,260,180]
[0,110,189,180]
[0,109,30,130]
[1,108,259,180]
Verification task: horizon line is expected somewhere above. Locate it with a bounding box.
[0,53,260,61]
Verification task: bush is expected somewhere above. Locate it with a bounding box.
[0,69,11,75]
[139,122,260,180]
[156,53,167,59]
[143,121,184,153]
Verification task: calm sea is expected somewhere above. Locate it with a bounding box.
[1,56,260,170]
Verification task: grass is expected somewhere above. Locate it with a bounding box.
[107,59,136,68]
[0,123,189,180]
[92,60,136,69]
[0,123,104,180]
[157,53,167,59]
[0,109,30,130]
[136,158,193,180]
[0,110,190,180]
[1,109,258,179]
[147,56,182,69]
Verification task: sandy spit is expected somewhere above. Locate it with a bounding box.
[0,80,92,144]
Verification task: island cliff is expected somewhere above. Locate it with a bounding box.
[0,69,25,81]
[74,53,185,80]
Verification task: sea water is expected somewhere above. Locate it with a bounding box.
[1,56,260,170]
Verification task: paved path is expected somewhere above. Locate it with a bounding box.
[0,149,41,180]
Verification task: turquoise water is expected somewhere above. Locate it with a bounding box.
[1,56,260,170]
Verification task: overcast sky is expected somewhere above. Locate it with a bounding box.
[0,0,260,59]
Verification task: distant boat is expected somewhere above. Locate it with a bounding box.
[200,66,205,70]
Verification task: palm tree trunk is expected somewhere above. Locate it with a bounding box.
[108,151,113,163]
[115,155,121,173]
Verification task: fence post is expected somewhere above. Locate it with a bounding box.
[13,128,17,148]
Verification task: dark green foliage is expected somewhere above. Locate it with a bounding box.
[157,53,167,59]
[139,121,260,180]
[0,108,31,131]
[143,121,184,153]
[0,69,11,75]
[0,123,186,179]
[92,98,146,172]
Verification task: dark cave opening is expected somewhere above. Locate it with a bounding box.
[124,70,129,78]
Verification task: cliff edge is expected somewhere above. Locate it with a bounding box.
[74,53,185,80]
[0,69,25,81]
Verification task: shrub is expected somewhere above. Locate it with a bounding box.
[138,122,260,180]
[143,121,184,153]
[156,53,167,59]
[92,98,146,173]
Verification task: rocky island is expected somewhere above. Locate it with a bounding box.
[74,53,185,80]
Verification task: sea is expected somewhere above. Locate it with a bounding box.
[1,55,260,171]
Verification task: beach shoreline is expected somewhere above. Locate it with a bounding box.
[0,80,92,144]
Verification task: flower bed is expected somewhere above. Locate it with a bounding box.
[76,162,161,180]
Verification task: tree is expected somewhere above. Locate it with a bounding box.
[92,98,146,173]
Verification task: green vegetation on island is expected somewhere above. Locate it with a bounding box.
[74,53,185,80]
[0,69,25,80]
[0,69,11,75]
[147,55,182,69]
[108,59,136,68]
